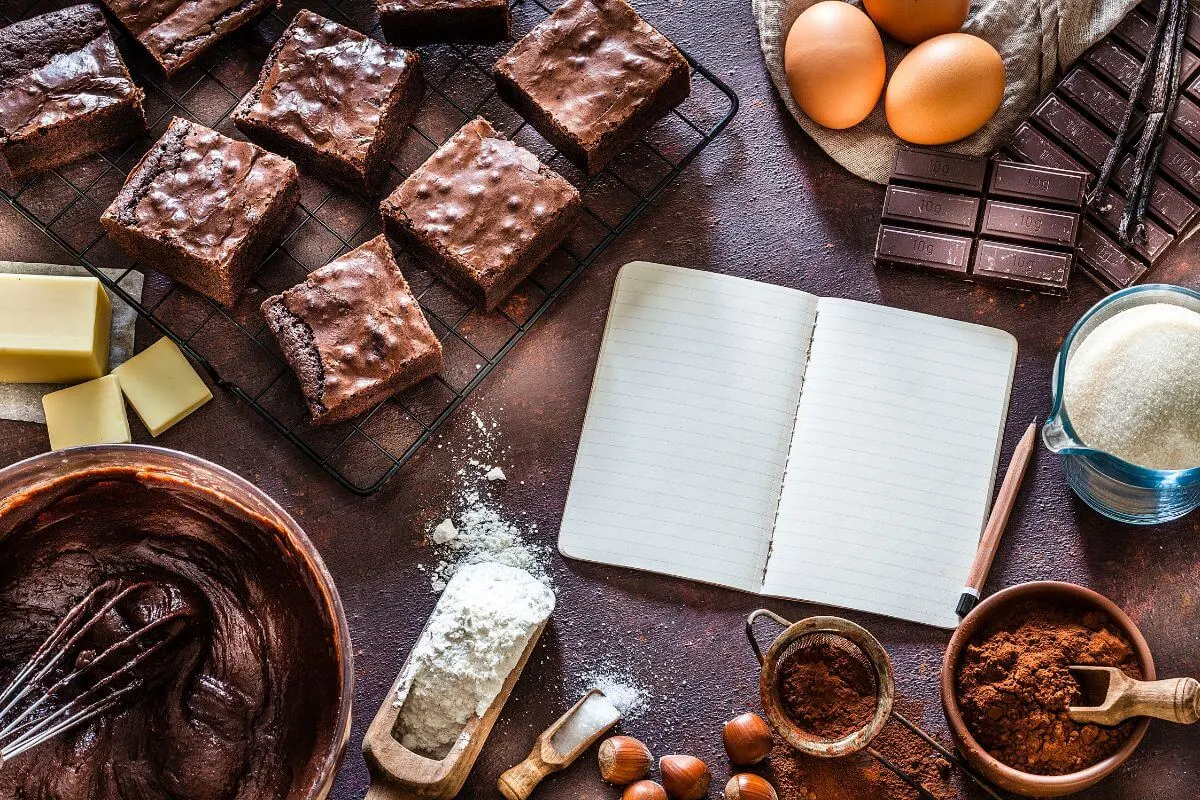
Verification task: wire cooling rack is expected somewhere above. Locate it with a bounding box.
[0,0,737,494]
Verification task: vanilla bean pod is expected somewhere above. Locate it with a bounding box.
[1087,4,1169,207]
[1121,0,1189,241]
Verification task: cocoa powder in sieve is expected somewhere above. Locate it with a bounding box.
[777,640,877,740]
[955,600,1143,775]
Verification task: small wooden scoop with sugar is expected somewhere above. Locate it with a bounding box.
[498,689,622,799]
[1069,666,1200,726]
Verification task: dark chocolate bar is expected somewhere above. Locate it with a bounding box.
[1002,0,1200,290]
[876,146,1085,294]
[890,147,988,192]
[988,160,1088,206]
[881,185,979,233]
[979,200,1080,247]
[876,225,972,274]
[973,241,1073,292]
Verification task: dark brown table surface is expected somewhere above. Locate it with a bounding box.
[3,1,1200,798]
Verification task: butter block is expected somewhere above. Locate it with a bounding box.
[113,338,212,436]
[42,375,131,450]
[0,274,112,383]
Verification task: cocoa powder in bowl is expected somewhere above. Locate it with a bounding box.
[954,599,1143,775]
[777,639,877,740]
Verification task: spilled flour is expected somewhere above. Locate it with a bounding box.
[425,412,549,591]
[575,665,651,719]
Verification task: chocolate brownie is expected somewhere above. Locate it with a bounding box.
[101,117,299,307]
[232,10,423,194]
[380,116,581,310]
[494,0,689,175]
[99,0,278,75]
[0,5,146,181]
[379,0,509,46]
[261,234,443,425]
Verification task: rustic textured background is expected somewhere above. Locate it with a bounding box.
[2,0,1199,797]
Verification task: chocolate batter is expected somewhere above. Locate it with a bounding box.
[0,466,343,800]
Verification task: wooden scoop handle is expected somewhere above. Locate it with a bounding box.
[497,749,556,800]
[1124,677,1200,724]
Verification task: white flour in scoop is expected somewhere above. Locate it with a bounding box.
[1065,303,1200,470]
[395,562,555,759]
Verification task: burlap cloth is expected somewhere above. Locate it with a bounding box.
[753,0,1140,183]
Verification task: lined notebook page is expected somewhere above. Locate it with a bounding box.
[762,299,1017,628]
[558,262,819,592]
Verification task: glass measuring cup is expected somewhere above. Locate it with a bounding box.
[1043,284,1200,524]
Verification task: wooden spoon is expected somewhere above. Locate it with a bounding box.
[1068,666,1200,726]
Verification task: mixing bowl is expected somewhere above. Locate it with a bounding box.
[0,444,353,800]
[941,581,1153,798]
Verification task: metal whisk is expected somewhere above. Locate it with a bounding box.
[0,579,193,765]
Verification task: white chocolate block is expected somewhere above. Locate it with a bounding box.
[113,338,212,436]
[0,274,111,383]
[42,375,130,450]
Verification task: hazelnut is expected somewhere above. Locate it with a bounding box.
[723,713,773,765]
[599,735,653,786]
[725,774,779,800]
[659,754,711,800]
[624,781,669,800]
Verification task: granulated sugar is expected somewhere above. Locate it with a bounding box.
[1064,304,1200,470]
[395,562,555,759]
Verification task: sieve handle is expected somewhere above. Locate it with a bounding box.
[866,747,939,800]
[745,609,793,666]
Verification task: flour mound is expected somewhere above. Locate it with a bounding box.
[396,562,555,758]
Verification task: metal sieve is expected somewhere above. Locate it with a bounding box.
[746,610,1006,800]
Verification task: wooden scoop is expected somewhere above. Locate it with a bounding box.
[1069,666,1200,726]
[362,616,550,800]
[497,689,622,800]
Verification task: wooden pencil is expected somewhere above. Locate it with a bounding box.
[956,421,1039,619]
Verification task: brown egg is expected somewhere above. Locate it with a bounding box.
[885,33,1005,145]
[862,0,969,45]
[784,1,886,130]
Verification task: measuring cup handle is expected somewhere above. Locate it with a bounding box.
[745,609,793,666]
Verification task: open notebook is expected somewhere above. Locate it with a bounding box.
[558,262,1018,629]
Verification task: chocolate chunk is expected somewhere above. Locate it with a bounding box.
[1032,95,1115,169]
[1159,135,1200,195]
[1083,40,1143,94]
[1113,155,1199,232]
[1113,10,1155,54]
[1088,189,1174,261]
[881,185,979,233]
[1059,68,1141,137]
[890,145,988,192]
[972,241,1072,294]
[1076,220,1148,289]
[980,200,1080,247]
[1008,123,1091,174]
[875,225,972,273]
[1171,94,1200,153]
[988,160,1088,207]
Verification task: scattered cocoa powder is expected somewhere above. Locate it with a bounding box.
[767,700,959,800]
[777,640,877,740]
[955,600,1143,776]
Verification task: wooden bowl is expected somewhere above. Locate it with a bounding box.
[941,581,1154,798]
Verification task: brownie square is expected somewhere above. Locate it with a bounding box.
[99,0,278,75]
[494,0,690,175]
[0,4,147,182]
[379,0,509,46]
[261,234,443,425]
[380,116,581,310]
[101,117,300,307]
[232,10,423,195]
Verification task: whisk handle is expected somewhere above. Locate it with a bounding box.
[744,609,793,666]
